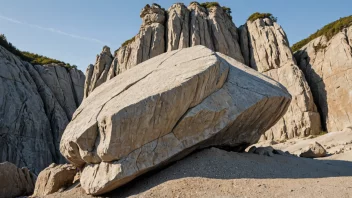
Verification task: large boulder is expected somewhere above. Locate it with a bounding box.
[0,162,36,198]
[239,17,321,141]
[0,45,85,174]
[60,46,291,195]
[32,163,78,196]
[295,25,352,132]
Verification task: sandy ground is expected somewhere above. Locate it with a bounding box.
[47,146,352,198]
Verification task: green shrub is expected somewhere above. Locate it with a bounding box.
[121,36,135,47]
[292,15,352,52]
[190,2,233,19]
[247,12,277,23]
[200,2,220,8]
[0,33,75,69]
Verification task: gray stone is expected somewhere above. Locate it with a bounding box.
[0,162,36,198]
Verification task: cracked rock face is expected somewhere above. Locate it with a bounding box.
[0,162,36,198]
[0,46,85,174]
[84,3,245,97]
[60,46,291,195]
[295,26,352,132]
[239,18,321,141]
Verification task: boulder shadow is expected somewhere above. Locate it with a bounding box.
[103,147,352,197]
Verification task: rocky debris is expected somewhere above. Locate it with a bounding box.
[239,17,321,141]
[299,142,327,158]
[253,130,352,160]
[295,25,352,132]
[60,46,291,195]
[0,162,36,198]
[84,2,245,97]
[32,163,78,196]
[0,45,85,174]
[247,146,288,156]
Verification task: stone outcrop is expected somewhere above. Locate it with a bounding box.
[84,2,245,97]
[239,17,321,141]
[33,163,78,196]
[0,46,85,174]
[295,25,352,132]
[61,46,291,195]
[82,3,320,143]
[0,162,36,198]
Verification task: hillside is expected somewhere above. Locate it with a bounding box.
[291,15,352,52]
[0,33,76,69]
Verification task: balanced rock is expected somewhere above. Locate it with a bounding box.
[32,163,78,196]
[299,142,327,158]
[0,45,85,174]
[239,17,321,141]
[61,46,291,195]
[295,25,352,132]
[0,162,36,198]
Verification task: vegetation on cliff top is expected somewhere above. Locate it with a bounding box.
[191,2,233,19]
[292,15,352,52]
[0,34,76,69]
[247,12,277,23]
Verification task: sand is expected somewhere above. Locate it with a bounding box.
[47,146,352,198]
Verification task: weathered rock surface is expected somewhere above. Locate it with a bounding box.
[32,163,78,196]
[61,46,291,195]
[0,46,85,174]
[0,162,36,198]
[299,142,327,158]
[239,18,321,141]
[295,25,352,132]
[84,2,245,97]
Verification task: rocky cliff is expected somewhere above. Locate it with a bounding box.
[239,17,321,140]
[0,45,85,174]
[295,24,352,132]
[84,2,245,97]
[83,3,321,141]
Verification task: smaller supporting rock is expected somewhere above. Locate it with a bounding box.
[32,163,78,197]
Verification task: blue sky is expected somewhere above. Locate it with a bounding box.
[0,0,351,71]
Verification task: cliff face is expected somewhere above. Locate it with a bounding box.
[0,46,85,174]
[83,3,321,141]
[295,25,352,132]
[84,3,245,97]
[239,18,321,140]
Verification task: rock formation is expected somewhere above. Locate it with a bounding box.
[295,25,352,132]
[61,46,291,195]
[84,2,245,96]
[33,163,78,196]
[83,3,320,142]
[0,162,36,198]
[239,17,321,140]
[0,45,85,174]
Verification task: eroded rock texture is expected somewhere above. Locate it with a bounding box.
[0,162,36,198]
[295,26,352,132]
[33,163,78,196]
[61,46,291,195]
[239,18,321,141]
[0,46,85,174]
[84,3,245,96]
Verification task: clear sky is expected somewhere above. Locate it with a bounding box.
[0,0,351,71]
